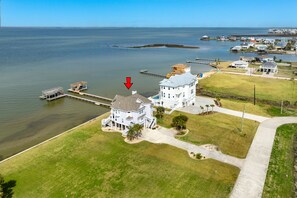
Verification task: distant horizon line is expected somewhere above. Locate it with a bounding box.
[1,26,297,29]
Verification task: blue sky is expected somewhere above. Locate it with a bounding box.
[2,0,297,27]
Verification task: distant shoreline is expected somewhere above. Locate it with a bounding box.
[128,44,199,49]
[231,34,297,37]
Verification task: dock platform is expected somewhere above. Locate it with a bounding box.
[140,70,166,78]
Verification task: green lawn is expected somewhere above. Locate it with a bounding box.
[220,99,297,117]
[158,111,259,158]
[263,124,297,198]
[199,73,297,103]
[0,114,239,197]
[220,99,271,117]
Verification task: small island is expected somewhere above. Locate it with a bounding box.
[128,43,199,49]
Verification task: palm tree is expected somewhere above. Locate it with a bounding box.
[156,106,165,119]
[200,106,204,113]
[127,124,143,141]
[205,105,210,114]
[126,127,136,141]
[133,124,143,138]
[210,104,215,112]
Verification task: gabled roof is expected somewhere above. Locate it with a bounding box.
[160,72,197,87]
[262,62,277,68]
[111,93,151,111]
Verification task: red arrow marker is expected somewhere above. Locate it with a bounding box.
[124,77,133,89]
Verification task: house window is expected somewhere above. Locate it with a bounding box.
[168,87,170,90]
[163,93,165,97]
[168,94,170,98]
[191,89,193,94]
[183,92,185,97]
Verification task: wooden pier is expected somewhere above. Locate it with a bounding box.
[139,70,166,78]
[65,94,111,107]
[195,58,216,62]
[68,89,113,102]
[186,60,211,65]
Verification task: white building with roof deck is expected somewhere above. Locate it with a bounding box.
[101,91,156,136]
[150,70,198,109]
[230,60,249,69]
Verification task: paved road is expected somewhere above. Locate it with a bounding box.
[231,117,297,198]
[142,128,244,168]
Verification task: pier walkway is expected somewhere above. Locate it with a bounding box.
[139,70,166,78]
[65,94,111,107]
[68,89,113,102]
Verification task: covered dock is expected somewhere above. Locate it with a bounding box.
[40,87,65,101]
[69,81,88,92]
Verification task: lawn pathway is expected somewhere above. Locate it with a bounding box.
[141,128,244,168]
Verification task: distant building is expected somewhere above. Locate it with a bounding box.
[150,68,198,109]
[259,61,278,73]
[230,60,249,69]
[101,91,156,136]
[231,46,242,52]
[255,44,268,53]
[200,35,210,40]
[166,64,191,78]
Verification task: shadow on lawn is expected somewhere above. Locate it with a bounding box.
[1,175,16,198]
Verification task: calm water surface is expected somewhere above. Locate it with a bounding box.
[0,27,296,158]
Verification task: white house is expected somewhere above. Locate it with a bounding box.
[259,61,278,73]
[101,91,156,136]
[230,60,249,69]
[150,71,198,109]
[231,46,242,52]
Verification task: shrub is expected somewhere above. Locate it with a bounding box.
[195,153,202,159]
[171,114,188,130]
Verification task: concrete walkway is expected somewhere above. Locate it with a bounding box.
[222,71,297,81]
[177,96,269,123]
[142,128,244,168]
[231,117,297,198]
[214,106,269,123]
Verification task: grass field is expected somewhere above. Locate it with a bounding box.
[263,124,297,198]
[199,73,297,103]
[220,99,271,117]
[220,99,297,117]
[0,114,239,197]
[158,111,259,158]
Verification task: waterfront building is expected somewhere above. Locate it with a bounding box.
[101,91,156,136]
[231,46,242,52]
[69,81,88,92]
[150,67,198,109]
[166,64,191,78]
[39,87,65,101]
[259,61,278,73]
[230,60,249,69]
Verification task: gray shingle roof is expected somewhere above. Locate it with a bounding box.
[262,62,277,68]
[111,93,151,111]
[159,72,197,87]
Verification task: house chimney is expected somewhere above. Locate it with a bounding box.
[132,90,137,95]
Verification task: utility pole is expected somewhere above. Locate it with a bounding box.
[253,84,256,105]
[241,104,246,133]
